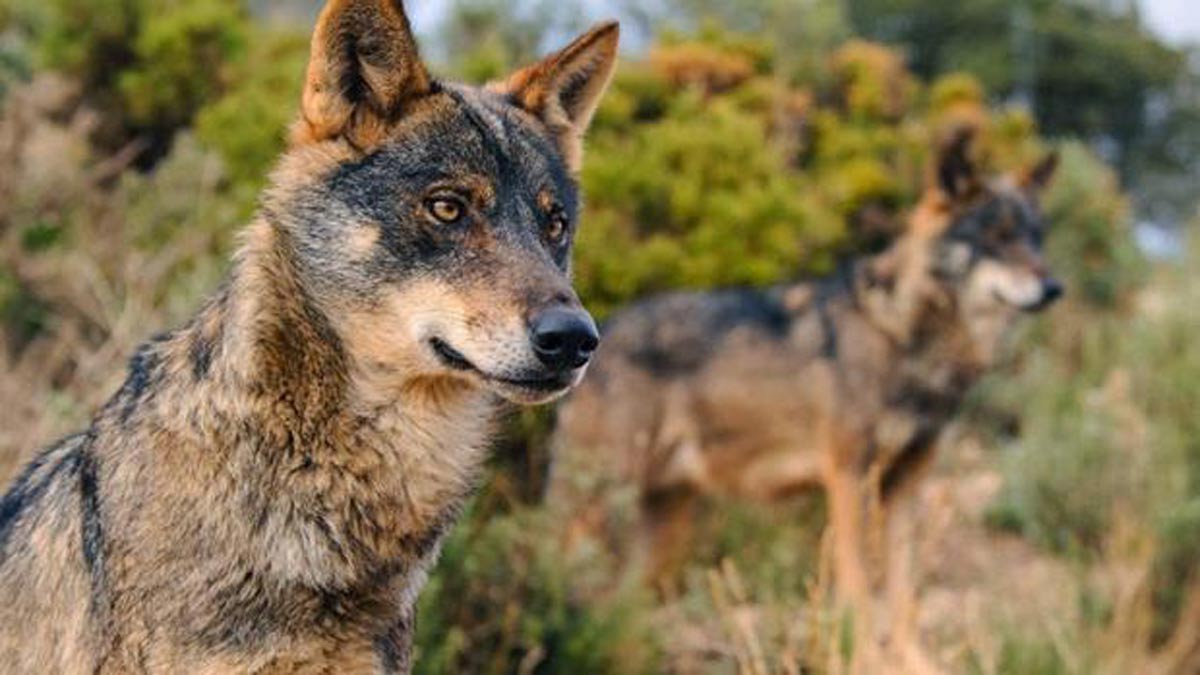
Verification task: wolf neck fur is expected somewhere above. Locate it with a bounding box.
[131,218,496,587]
[851,239,985,397]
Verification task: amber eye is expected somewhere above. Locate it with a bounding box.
[546,209,569,243]
[427,197,465,224]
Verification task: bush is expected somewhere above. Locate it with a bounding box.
[194,29,308,196]
[987,240,1200,643]
[32,0,248,156]
[579,87,844,315]
[1042,142,1145,308]
[414,507,660,675]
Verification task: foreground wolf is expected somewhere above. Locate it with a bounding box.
[551,131,1060,671]
[0,1,617,672]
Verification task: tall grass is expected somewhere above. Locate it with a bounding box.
[982,245,1200,672]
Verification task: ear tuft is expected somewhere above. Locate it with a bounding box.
[296,0,433,147]
[934,126,982,202]
[497,21,620,172]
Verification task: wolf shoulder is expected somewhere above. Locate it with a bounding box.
[0,432,98,673]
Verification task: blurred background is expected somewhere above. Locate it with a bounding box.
[1,0,1198,672]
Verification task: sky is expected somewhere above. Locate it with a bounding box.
[405,0,1200,47]
[1142,0,1200,45]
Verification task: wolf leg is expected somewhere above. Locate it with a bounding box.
[823,462,887,674]
[881,485,943,675]
[867,428,946,675]
[638,488,699,597]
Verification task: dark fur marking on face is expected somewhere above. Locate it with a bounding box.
[444,89,518,190]
[944,192,1047,264]
[305,88,582,309]
[445,90,580,262]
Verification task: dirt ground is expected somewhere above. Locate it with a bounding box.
[652,430,1084,675]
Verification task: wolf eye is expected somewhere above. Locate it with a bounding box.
[427,197,465,224]
[546,208,569,243]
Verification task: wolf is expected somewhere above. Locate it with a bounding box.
[550,130,1061,672]
[0,1,617,672]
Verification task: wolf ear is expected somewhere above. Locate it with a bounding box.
[296,0,433,147]
[1021,151,1059,193]
[934,127,982,202]
[497,21,620,173]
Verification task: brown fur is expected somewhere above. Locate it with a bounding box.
[0,2,618,672]
[550,132,1061,673]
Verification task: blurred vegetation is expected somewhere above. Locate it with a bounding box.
[0,0,1196,672]
[847,0,1198,225]
[986,239,1200,646]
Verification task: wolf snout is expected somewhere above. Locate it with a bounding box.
[1029,276,1064,312]
[1041,277,1064,304]
[529,308,600,372]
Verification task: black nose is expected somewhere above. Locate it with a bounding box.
[530,308,600,372]
[1042,277,1064,305]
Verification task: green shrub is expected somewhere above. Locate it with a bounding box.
[414,507,660,675]
[987,241,1200,642]
[194,30,308,195]
[579,73,845,316]
[1042,142,1145,308]
[33,0,247,153]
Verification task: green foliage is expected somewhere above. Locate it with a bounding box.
[829,39,913,121]
[987,241,1200,641]
[1042,142,1144,308]
[414,507,660,675]
[688,495,826,599]
[994,635,1070,675]
[846,0,1197,224]
[0,268,49,352]
[115,0,247,132]
[31,0,248,152]
[194,30,308,195]
[847,0,1182,146]
[579,77,844,314]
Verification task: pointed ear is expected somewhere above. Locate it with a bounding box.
[1021,151,1059,193]
[295,0,433,148]
[496,21,620,173]
[933,126,982,202]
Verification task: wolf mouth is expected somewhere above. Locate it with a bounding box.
[991,290,1054,314]
[430,338,573,393]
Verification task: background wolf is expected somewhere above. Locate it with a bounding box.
[551,130,1062,672]
[0,0,617,672]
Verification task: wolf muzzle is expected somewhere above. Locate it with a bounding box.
[529,307,600,372]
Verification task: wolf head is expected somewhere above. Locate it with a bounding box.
[264,0,618,405]
[929,129,1062,315]
[863,129,1061,361]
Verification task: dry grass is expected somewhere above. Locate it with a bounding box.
[0,75,233,481]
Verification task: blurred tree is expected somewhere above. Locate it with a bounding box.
[435,0,588,81]
[626,0,850,84]
[194,30,309,197]
[23,0,249,162]
[846,0,1192,219]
